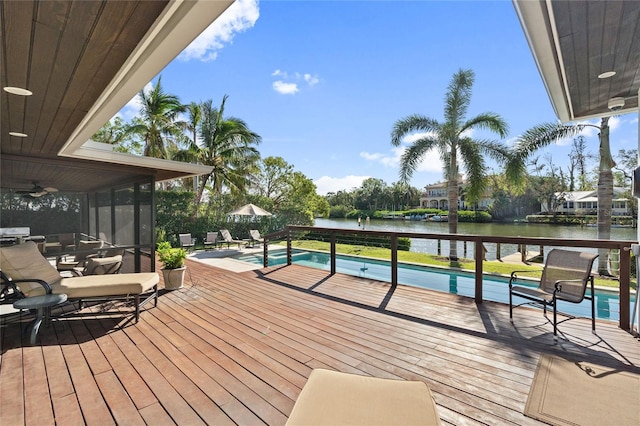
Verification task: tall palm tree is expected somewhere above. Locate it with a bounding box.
[175,95,261,215]
[596,117,615,275]
[391,69,510,260]
[509,121,619,274]
[186,102,202,192]
[128,76,186,159]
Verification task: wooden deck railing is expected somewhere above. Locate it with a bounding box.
[263,225,637,332]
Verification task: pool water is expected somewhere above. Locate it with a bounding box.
[234,248,635,322]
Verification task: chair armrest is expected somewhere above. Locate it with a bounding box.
[509,269,543,285]
[553,278,588,293]
[5,278,53,294]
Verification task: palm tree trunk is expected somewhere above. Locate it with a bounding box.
[448,149,458,260]
[597,117,615,275]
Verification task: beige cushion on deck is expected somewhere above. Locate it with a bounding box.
[286,369,441,426]
[1,240,158,298]
[26,273,159,298]
[0,241,62,292]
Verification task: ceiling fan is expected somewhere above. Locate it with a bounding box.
[16,182,59,198]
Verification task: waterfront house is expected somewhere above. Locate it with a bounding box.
[419,178,494,211]
[540,188,632,216]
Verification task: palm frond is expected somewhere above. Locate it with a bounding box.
[462,113,509,138]
[390,115,439,146]
[512,122,585,159]
[444,69,474,127]
[458,140,486,201]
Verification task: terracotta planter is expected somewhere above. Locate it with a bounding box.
[162,266,186,290]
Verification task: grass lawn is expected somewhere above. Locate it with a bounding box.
[287,240,636,291]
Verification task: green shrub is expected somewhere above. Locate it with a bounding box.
[156,241,186,269]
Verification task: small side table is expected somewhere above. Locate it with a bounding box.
[13,294,67,345]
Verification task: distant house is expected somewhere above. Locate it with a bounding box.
[541,188,632,216]
[419,178,494,210]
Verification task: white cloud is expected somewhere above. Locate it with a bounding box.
[304,73,320,86]
[314,175,370,195]
[272,81,299,95]
[609,115,622,131]
[179,0,259,62]
[360,145,443,173]
[271,69,320,94]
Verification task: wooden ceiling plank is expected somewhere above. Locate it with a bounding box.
[69,1,145,113]
[0,1,35,153]
[0,1,34,90]
[616,2,640,97]
[36,1,103,154]
[560,1,588,117]
[24,2,70,156]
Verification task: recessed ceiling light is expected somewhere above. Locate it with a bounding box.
[598,71,616,79]
[3,86,33,96]
[9,132,28,138]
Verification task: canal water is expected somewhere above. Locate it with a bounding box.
[314,218,638,259]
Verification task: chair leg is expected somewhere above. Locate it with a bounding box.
[590,279,596,334]
[134,294,140,323]
[508,288,514,323]
[553,301,558,341]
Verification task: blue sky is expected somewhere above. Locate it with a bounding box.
[119,0,638,195]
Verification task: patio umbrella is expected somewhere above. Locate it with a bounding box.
[228,203,272,217]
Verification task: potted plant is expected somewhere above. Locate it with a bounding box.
[157,241,187,290]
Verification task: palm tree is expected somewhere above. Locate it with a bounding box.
[509,121,618,275]
[128,76,186,159]
[596,117,615,275]
[391,69,510,260]
[186,102,202,192]
[175,95,261,215]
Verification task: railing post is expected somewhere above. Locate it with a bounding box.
[391,235,398,287]
[475,237,483,303]
[496,242,501,260]
[330,233,336,275]
[463,241,467,258]
[263,238,268,268]
[437,239,441,256]
[619,246,630,330]
[287,229,292,266]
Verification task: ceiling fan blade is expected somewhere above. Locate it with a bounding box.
[43,187,58,193]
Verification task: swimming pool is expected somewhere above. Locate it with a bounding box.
[234,248,635,322]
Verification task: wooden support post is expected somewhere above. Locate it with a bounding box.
[619,247,630,330]
[496,243,501,260]
[330,233,336,275]
[475,238,483,303]
[391,235,398,287]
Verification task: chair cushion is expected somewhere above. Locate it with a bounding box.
[84,255,122,275]
[27,272,159,298]
[511,285,554,303]
[286,369,441,425]
[0,241,62,293]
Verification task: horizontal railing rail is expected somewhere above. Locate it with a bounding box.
[264,225,637,332]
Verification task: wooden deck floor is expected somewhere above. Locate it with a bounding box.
[1,259,639,425]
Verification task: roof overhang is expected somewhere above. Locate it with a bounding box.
[513,0,640,123]
[1,0,233,193]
